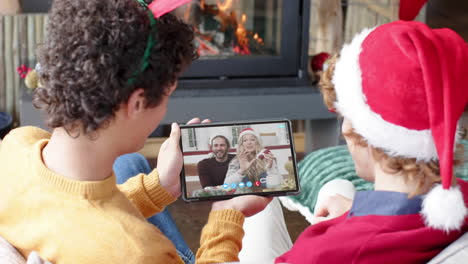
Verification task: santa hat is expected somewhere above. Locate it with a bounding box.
[238,128,261,142]
[333,21,468,231]
[310,52,331,72]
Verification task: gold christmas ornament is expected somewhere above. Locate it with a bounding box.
[25,70,39,89]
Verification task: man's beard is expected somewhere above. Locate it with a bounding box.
[214,151,227,160]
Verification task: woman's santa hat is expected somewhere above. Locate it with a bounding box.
[238,128,260,141]
[238,128,265,149]
[333,21,468,231]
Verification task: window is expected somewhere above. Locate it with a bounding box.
[284,125,291,144]
[231,125,251,147]
[188,128,198,149]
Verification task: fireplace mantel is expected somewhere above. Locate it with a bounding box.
[21,85,333,125]
[163,86,332,122]
[20,85,339,152]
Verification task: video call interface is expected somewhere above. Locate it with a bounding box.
[180,121,298,199]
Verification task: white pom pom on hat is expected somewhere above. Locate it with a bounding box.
[333,21,468,231]
[422,185,467,232]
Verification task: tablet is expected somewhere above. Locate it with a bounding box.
[180,119,300,201]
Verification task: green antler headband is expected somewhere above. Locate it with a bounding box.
[127,0,193,85]
[127,0,156,85]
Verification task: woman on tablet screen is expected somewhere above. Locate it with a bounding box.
[224,128,282,189]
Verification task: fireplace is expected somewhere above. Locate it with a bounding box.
[21,0,339,150]
[173,0,310,88]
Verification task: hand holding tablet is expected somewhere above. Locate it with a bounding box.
[179,119,300,202]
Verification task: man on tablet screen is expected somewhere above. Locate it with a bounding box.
[197,135,235,188]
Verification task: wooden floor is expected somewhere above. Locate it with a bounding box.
[166,198,310,253]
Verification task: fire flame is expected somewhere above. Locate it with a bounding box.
[216,0,233,12]
[235,13,250,54]
[180,0,265,56]
[253,33,264,45]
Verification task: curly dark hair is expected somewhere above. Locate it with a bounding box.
[34,0,197,136]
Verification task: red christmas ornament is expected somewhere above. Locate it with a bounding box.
[16,65,32,79]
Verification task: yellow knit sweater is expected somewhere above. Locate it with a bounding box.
[0,127,244,264]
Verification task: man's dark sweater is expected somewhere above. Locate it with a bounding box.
[197,154,235,188]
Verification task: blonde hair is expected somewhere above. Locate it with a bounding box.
[236,133,267,183]
[319,54,464,197]
[319,54,339,112]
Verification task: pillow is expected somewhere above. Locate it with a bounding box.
[0,236,26,264]
[0,236,52,264]
[427,232,468,264]
[280,145,372,222]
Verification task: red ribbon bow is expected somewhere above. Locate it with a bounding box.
[16,65,32,79]
[149,0,193,18]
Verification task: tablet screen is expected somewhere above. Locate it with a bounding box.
[180,120,299,201]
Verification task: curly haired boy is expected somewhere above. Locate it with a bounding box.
[0,0,271,263]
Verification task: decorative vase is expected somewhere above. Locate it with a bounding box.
[0,112,13,139]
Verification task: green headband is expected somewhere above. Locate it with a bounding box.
[127,0,157,85]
